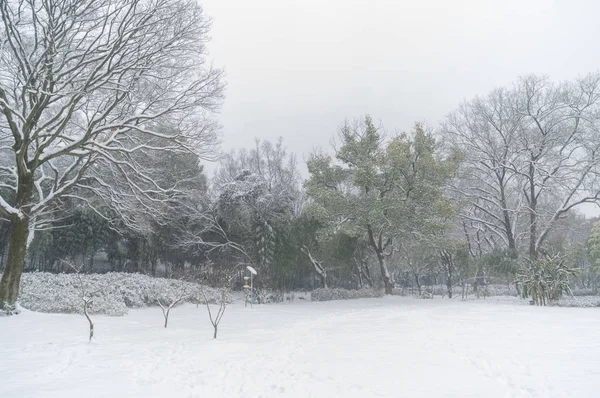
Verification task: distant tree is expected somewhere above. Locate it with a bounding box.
[306,117,459,294]
[445,74,600,260]
[213,139,301,283]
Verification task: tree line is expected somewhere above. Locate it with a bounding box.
[2,0,600,312]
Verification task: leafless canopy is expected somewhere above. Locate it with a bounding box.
[0,0,224,228]
[444,74,600,259]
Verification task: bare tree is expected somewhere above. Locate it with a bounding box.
[69,263,103,342]
[171,202,253,260]
[445,74,600,260]
[156,281,191,328]
[445,88,524,254]
[202,289,228,339]
[0,0,223,311]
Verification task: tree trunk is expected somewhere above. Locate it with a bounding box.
[528,160,538,260]
[89,249,95,273]
[0,246,5,272]
[367,225,393,294]
[499,183,517,252]
[301,246,327,289]
[415,273,421,295]
[354,257,363,288]
[0,216,30,311]
[376,253,393,295]
[320,273,327,289]
[84,301,94,342]
[440,250,454,299]
[361,259,373,288]
[446,270,453,299]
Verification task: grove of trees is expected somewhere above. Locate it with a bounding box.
[2,0,600,312]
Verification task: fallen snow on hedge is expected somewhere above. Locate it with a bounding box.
[17,272,226,316]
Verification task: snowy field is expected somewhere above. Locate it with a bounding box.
[1,297,599,398]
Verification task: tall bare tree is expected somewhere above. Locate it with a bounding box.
[445,74,600,260]
[0,0,223,311]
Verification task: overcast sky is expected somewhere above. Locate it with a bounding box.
[201,0,600,174]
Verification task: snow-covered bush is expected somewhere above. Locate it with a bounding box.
[550,297,600,308]
[17,272,226,315]
[255,289,284,304]
[570,287,598,297]
[484,284,518,297]
[310,288,384,302]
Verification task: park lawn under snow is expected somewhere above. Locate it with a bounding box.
[1,297,599,398]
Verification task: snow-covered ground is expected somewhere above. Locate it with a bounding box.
[1,297,599,397]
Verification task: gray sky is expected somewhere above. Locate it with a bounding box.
[201,0,600,172]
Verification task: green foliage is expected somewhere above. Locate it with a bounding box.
[516,255,578,306]
[587,220,600,272]
[480,249,520,280]
[212,139,304,286]
[307,118,458,232]
[305,116,460,291]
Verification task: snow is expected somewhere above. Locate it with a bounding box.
[1,297,599,397]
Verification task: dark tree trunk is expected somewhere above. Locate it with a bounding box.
[0,216,30,310]
[301,246,328,289]
[367,225,393,295]
[375,252,392,294]
[89,249,95,273]
[499,182,517,252]
[361,258,373,288]
[440,250,454,299]
[528,160,538,260]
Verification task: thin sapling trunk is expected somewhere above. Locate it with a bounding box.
[203,290,228,339]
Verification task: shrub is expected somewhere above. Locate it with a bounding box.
[16,272,226,315]
[515,255,578,306]
[551,297,600,308]
[255,289,284,304]
[310,288,384,302]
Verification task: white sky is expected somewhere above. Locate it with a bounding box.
[201,0,600,173]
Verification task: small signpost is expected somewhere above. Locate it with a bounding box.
[243,276,250,307]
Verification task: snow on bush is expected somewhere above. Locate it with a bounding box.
[550,296,600,308]
[394,284,519,298]
[255,289,284,304]
[310,288,384,302]
[571,287,599,297]
[17,272,227,316]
